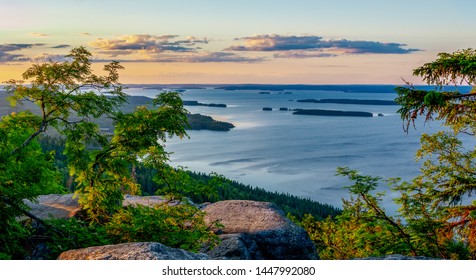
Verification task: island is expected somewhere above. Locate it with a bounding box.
[297,99,397,105]
[293,109,373,117]
[183,100,227,108]
[186,114,235,131]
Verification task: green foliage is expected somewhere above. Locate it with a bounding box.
[395,49,476,134]
[64,90,189,223]
[1,47,202,258]
[301,168,471,259]
[301,168,414,259]
[45,203,219,258]
[2,46,130,225]
[45,218,112,259]
[391,131,476,259]
[0,112,64,258]
[413,48,476,86]
[106,204,219,252]
[394,48,476,258]
[304,49,476,259]
[153,165,220,201]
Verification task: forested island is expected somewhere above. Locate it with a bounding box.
[293,108,374,117]
[187,113,235,131]
[183,100,227,108]
[297,98,397,105]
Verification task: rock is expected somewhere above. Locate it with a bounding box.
[57,242,210,260]
[203,200,318,260]
[23,194,180,221]
[203,233,259,260]
[25,195,318,260]
[122,194,180,207]
[24,193,82,220]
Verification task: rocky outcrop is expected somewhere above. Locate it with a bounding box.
[58,242,210,260]
[25,195,318,260]
[202,200,319,260]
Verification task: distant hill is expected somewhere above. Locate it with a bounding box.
[0,93,234,132]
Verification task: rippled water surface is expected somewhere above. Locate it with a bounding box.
[126,87,445,212]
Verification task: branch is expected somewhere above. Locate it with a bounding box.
[0,195,64,236]
[10,121,47,156]
[446,92,476,100]
[359,193,418,256]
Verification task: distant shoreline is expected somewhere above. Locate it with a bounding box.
[116,84,473,94]
[293,109,373,117]
[297,98,397,105]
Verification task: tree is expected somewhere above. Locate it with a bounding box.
[0,112,64,258]
[1,46,126,258]
[0,47,195,258]
[393,48,476,258]
[395,48,476,134]
[302,49,476,259]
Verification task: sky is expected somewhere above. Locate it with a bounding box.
[1,0,475,84]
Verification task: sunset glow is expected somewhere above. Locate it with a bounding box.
[1,0,475,84]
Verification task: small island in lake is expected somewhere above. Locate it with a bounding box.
[187,114,235,131]
[297,98,397,105]
[293,109,373,117]
[183,100,227,108]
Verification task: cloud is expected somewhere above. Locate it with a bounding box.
[88,34,261,63]
[226,34,420,57]
[51,44,71,49]
[94,51,264,63]
[30,32,48,37]
[89,34,209,56]
[273,50,337,59]
[32,53,69,62]
[0,43,44,63]
[181,52,263,63]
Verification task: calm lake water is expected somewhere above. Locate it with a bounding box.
[125,86,447,212]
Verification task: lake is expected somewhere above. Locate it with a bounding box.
[125,85,448,213]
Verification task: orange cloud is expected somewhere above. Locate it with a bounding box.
[30,32,48,37]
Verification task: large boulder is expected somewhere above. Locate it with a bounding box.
[202,200,318,260]
[57,242,210,260]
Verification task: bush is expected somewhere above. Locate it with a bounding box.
[106,203,219,252]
